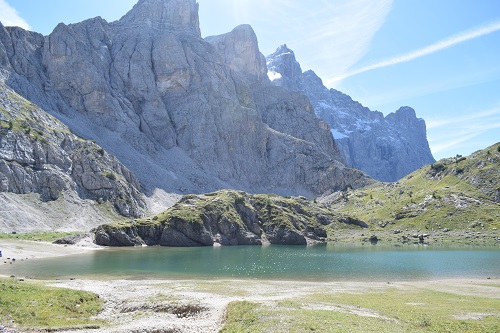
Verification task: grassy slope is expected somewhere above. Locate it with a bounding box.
[323,143,500,235]
[0,231,80,242]
[0,278,103,330]
[221,285,500,333]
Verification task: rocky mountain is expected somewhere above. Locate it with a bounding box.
[0,71,146,232]
[0,0,369,210]
[94,189,367,247]
[267,45,435,182]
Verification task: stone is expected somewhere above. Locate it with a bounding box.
[369,235,379,244]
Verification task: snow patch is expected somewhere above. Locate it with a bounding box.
[267,71,282,81]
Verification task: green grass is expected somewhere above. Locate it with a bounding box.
[0,278,104,330]
[220,286,500,332]
[0,232,80,243]
[327,143,500,233]
[220,301,261,333]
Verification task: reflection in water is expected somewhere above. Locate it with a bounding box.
[3,244,500,281]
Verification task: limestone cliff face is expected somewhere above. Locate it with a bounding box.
[267,45,436,182]
[205,24,268,84]
[0,1,369,200]
[0,72,146,221]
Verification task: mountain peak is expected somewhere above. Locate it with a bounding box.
[119,0,200,36]
[275,44,294,55]
[266,44,303,91]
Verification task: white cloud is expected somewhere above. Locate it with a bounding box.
[0,0,31,30]
[326,19,500,85]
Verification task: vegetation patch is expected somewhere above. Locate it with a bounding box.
[0,278,104,330]
[220,301,261,333]
[0,231,80,243]
[220,284,500,332]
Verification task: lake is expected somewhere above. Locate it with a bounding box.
[4,244,500,281]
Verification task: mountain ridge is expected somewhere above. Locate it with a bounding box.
[267,45,436,182]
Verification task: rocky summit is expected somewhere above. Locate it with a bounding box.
[267,45,435,182]
[0,0,369,214]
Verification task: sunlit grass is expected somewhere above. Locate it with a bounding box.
[0,278,104,330]
[220,283,500,332]
[0,232,80,243]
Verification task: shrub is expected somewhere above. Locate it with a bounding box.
[430,163,446,173]
[104,172,117,181]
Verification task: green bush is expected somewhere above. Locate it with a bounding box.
[104,172,117,181]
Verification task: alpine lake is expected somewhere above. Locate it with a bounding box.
[4,244,500,281]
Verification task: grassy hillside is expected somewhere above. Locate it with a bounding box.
[321,143,500,243]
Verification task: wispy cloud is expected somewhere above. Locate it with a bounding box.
[219,0,393,79]
[427,104,500,156]
[0,0,30,30]
[326,20,500,85]
[353,65,500,110]
[427,106,500,130]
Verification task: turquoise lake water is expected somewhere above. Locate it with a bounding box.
[3,245,499,281]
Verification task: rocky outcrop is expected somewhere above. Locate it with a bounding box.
[267,45,436,182]
[94,190,360,247]
[0,72,146,218]
[0,0,369,201]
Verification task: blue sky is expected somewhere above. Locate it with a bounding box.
[1,0,499,160]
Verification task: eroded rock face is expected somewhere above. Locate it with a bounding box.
[0,1,369,199]
[205,24,268,83]
[267,45,436,182]
[119,0,201,36]
[0,74,146,217]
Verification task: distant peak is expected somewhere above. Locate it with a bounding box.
[231,24,255,34]
[119,0,200,36]
[273,44,295,57]
[395,106,416,117]
[266,44,303,91]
